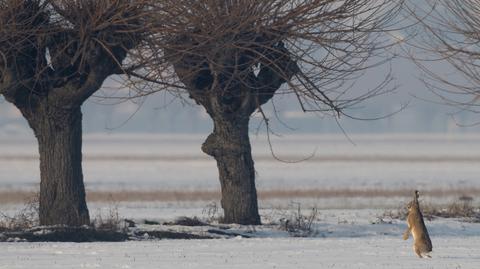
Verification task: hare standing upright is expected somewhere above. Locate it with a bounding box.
[403,190,432,258]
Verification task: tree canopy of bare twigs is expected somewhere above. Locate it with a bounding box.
[0,0,156,226]
[408,0,480,113]
[139,0,405,114]
[134,0,405,224]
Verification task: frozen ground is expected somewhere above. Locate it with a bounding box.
[1,236,479,269]
[1,133,480,268]
[1,208,479,269]
[2,197,480,268]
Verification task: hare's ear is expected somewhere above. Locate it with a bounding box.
[414,190,419,202]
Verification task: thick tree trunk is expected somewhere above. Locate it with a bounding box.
[26,105,90,226]
[202,114,261,225]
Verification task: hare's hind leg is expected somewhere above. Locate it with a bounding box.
[414,246,423,258]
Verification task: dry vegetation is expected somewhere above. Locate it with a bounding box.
[2,188,480,204]
[0,195,131,242]
[0,194,125,233]
[278,203,319,237]
[382,196,480,222]
[0,195,38,231]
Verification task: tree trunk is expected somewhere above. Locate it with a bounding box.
[26,105,90,226]
[202,114,261,225]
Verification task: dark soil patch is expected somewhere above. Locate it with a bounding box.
[0,227,128,242]
[135,230,213,240]
[143,220,160,225]
[0,227,216,242]
[163,217,207,227]
[207,229,252,238]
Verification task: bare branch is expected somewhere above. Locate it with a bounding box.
[132,0,405,116]
[408,0,480,113]
[0,0,158,107]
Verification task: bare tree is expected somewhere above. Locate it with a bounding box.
[0,0,155,226]
[408,0,480,112]
[135,0,404,224]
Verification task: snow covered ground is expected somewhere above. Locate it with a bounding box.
[1,133,480,268]
[1,208,479,269]
[1,236,479,269]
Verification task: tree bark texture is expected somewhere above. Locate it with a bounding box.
[2,42,126,226]
[202,113,261,225]
[24,104,89,226]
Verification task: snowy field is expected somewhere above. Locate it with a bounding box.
[2,133,480,192]
[1,236,480,269]
[1,133,480,268]
[1,133,480,208]
[1,209,479,268]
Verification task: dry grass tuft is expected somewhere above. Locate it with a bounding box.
[381,196,480,222]
[276,202,319,237]
[0,194,39,232]
[90,199,127,232]
[422,197,479,221]
[202,201,222,223]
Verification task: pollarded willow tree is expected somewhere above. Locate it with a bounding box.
[410,0,480,111]
[0,0,155,226]
[136,0,405,224]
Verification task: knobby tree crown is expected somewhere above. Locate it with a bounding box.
[133,0,405,119]
[0,0,156,114]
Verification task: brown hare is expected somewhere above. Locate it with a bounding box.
[403,190,432,258]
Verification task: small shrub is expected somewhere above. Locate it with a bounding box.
[202,201,222,223]
[279,202,318,237]
[0,194,39,231]
[380,204,409,221]
[91,202,125,232]
[423,196,479,221]
[0,195,132,242]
